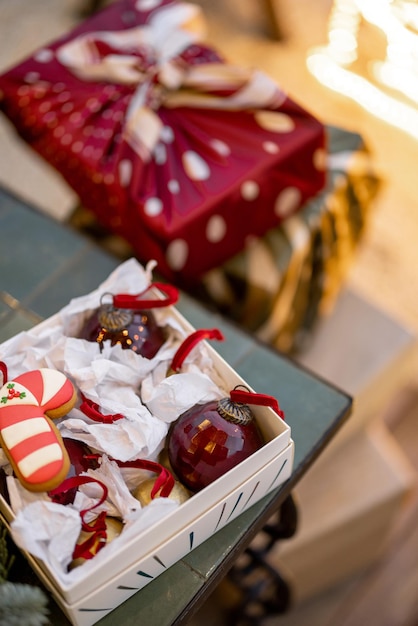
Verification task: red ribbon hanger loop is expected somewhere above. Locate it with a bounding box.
[71,510,108,561]
[112,282,179,310]
[0,361,8,385]
[115,458,175,499]
[49,475,110,561]
[79,394,124,423]
[49,475,109,518]
[169,328,224,373]
[230,386,285,420]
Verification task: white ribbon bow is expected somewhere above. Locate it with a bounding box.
[57,2,284,161]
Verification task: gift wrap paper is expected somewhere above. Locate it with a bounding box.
[67,125,380,355]
[0,0,325,283]
[197,126,380,353]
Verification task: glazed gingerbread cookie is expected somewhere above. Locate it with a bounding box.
[0,364,77,492]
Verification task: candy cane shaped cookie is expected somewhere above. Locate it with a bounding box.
[0,367,77,492]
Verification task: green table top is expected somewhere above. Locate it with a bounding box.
[0,186,352,625]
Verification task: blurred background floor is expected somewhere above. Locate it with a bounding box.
[1,1,418,625]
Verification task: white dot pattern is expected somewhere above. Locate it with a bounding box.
[168,179,180,194]
[112,110,124,122]
[34,49,54,63]
[61,133,73,145]
[24,72,40,83]
[263,141,279,154]
[166,239,188,271]
[43,111,57,124]
[154,143,167,165]
[144,197,163,216]
[136,0,163,10]
[255,111,295,133]
[86,98,101,112]
[274,187,302,218]
[241,180,260,201]
[313,148,327,171]
[61,102,74,114]
[53,126,65,138]
[71,141,84,154]
[69,111,82,125]
[57,91,70,103]
[206,215,227,243]
[82,145,95,157]
[160,125,174,143]
[209,138,230,156]
[52,82,66,93]
[182,150,210,181]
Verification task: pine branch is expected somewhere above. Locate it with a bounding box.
[0,522,14,583]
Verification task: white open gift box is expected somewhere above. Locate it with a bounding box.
[0,259,294,626]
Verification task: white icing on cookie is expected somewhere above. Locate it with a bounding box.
[18,443,64,478]
[1,416,51,448]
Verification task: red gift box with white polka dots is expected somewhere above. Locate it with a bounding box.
[0,0,326,284]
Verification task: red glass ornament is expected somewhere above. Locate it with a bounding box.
[48,438,99,505]
[80,304,166,359]
[79,283,178,358]
[167,394,264,492]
